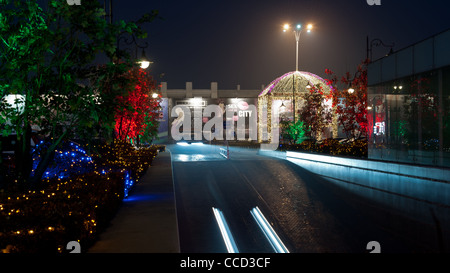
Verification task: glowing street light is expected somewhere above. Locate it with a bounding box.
[139,60,151,69]
[138,48,152,69]
[282,22,313,71]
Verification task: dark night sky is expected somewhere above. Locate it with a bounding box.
[95,1,450,89]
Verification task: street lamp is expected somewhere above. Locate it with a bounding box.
[107,0,152,69]
[117,34,152,69]
[366,36,395,62]
[138,48,152,69]
[283,23,313,124]
[283,23,313,71]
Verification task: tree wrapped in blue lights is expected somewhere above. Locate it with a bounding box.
[31,141,95,181]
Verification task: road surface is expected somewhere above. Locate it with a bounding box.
[170,142,441,253]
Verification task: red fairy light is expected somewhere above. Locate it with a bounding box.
[324,61,369,139]
[114,68,161,141]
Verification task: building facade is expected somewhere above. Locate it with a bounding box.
[158,72,338,144]
[158,82,261,141]
[367,28,450,167]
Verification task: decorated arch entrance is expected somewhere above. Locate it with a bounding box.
[258,71,337,143]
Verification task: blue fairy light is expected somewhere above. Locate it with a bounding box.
[31,139,144,200]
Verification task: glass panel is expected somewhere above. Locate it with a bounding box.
[368,68,450,167]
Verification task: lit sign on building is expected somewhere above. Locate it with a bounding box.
[238,111,252,117]
[374,122,385,135]
[226,100,253,118]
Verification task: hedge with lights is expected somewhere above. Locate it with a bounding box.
[0,140,163,253]
[279,138,368,158]
[0,171,124,253]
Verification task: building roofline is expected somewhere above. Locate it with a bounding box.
[370,27,450,64]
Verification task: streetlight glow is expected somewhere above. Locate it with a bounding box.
[139,61,150,69]
[282,22,313,71]
[138,48,152,69]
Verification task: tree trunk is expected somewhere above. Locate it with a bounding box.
[0,140,4,189]
[15,124,32,190]
[28,131,67,189]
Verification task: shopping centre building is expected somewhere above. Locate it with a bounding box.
[367,28,450,167]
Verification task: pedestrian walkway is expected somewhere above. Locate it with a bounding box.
[88,150,180,253]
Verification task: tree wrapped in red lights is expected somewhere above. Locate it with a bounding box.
[297,83,333,141]
[114,68,161,144]
[326,60,369,140]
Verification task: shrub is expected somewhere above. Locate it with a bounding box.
[0,140,163,253]
[0,171,124,253]
[279,138,367,158]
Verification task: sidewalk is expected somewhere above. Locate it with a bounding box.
[88,150,180,253]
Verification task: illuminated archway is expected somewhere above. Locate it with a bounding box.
[258,71,337,143]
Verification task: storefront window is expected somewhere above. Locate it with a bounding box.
[368,67,450,167]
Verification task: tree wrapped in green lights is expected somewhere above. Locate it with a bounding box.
[280,119,309,144]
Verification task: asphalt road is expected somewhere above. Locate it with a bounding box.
[170,143,440,253]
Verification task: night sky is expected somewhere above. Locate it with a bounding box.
[67,0,450,89]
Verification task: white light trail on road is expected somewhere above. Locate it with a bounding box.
[250,206,289,253]
[212,207,239,253]
[177,154,189,162]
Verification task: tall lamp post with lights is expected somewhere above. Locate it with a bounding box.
[283,23,313,123]
[283,23,313,72]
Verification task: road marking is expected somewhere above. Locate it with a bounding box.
[250,206,289,253]
[212,207,239,253]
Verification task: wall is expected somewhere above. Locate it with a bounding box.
[260,150,450,237]
[161,82,261,99]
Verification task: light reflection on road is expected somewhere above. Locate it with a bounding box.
[173,154,222,162]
